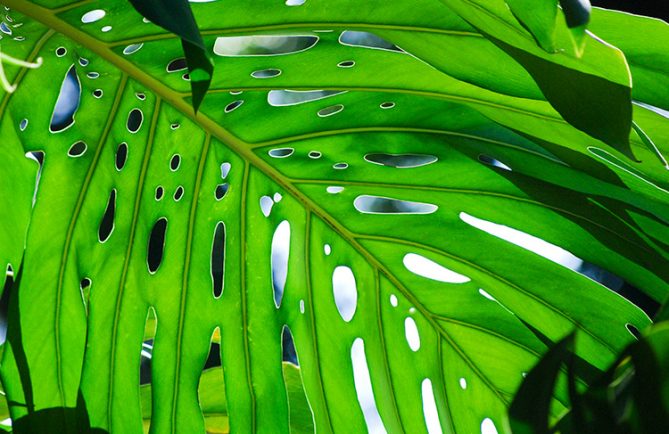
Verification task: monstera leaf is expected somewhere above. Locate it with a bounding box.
[0,0,668,433]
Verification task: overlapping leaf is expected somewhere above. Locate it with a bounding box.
[0,1,668,434]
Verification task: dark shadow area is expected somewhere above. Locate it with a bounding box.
[12,405,108,434]
[592,0,668,21]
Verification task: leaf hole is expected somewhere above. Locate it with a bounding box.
[251,68,282,79]
[220,162,231,178]
[155,186,164,201]
[67,140,87,158]
[318,104,344,117]
[339,30,404,53]
[332,265,357,322]
[626,323,640,339]
[478,154,512,171]
[213,35,318,56]
[215,183,229,200]
[169,154,181,171]
[269,147,294,158]
[271,221,291,308]
[268,89,345,107]
[337,60,355,68]
[115,142,128,171]
[147,218,168,274]
[403,253,470,283]
[211,222,226,298]
[422,379,443,434]
[173,185,184,202]
[481,418,499,434]
[405,316,421,351]
[126,108,143,133]
[98,189,116,243]
[81,9,105,24]
[122,43,143,55]
[260,195,274,217]
[225,100,244,113]
[351,338,387,433]
[166,57,187,73]
[50,64,81,133]
[354,195,438,214]
[364,153,437,168]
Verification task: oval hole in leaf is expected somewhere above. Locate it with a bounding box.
[459,212,583,270]
[308,151,321,159]
[339,30,404,53]
[478,154,512,171]
[459,378,467,389]
[268,90,345,107]
[19,118,28,131]
[211,222,225,298]
[269,148,294,158]
[123,43,143,55]
[220,162,231,178]
[351,338,387,433]
[354,195,438,214]
[481,418,499,434]
[55,47,66,57]
[421,379,443,434]
[332,265,357,322]
[215,183,229,200]
[115,142,128,171]
[170,154,181,171]
[225,100,244,113]
[155,186,164,201]
[364,153,437,168]
[173,186,184,201]
[337,60,355,68]
[81,9,105,23]
[213,35,318,56]
[403,253,470,283]
[67,141,87,157]
[318,104,344,117]
[98,189,116,243]
[147,218,168,274]
[260,195,274,217]
[271,220,291,308]
[405,316,421,351]
[50,65,81,133]
[626,323,640,339]
[251,68,282,79]
[166,57,188,72]
[127,108,143,133]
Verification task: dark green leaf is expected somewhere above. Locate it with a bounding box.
[509,333,575,434]
[127,0,213,112]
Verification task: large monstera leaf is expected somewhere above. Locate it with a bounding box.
[0,0,668,433]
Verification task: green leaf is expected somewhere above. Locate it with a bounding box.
[437,0,632,151]
[508,333,574,434]
[0,1,667,434]
[504,0,558,52]
[127,0,213,112]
